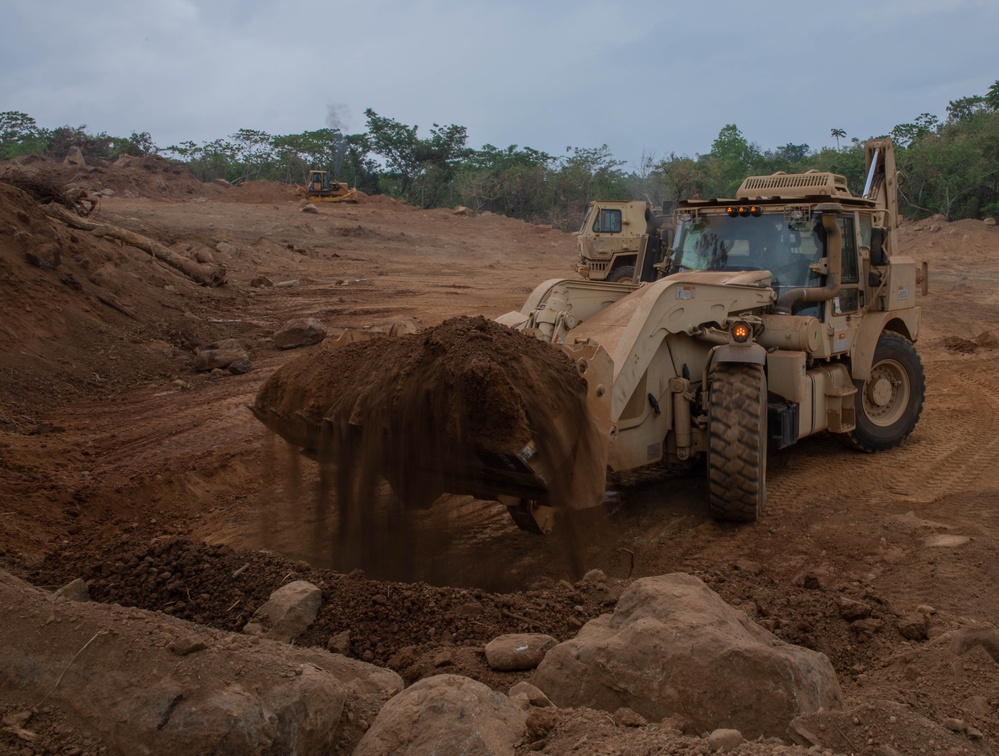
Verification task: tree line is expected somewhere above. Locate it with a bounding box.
[2,80,998,227]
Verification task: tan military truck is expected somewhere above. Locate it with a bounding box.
[492,137,926,530]
[576,199,670,283]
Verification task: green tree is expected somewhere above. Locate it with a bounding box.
[654,152,705,202]
[900,110,999,219]
[947,95,985,123]
[831,128,846,149]
[891,113,940,149]
[363,109,470,208]
[271,128,345,184]
[0,111,48,157]
[552,144,626,226]
[230,128,273,183]
[705,124,760,197]
[455,144,553,218]
[986,80,999,112]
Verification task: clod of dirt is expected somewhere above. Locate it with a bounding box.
[252,315,604,517]
[944,331,998,353]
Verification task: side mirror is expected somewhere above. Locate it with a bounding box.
[870,226,889,266]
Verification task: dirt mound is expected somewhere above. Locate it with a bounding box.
[944,331,999,353]
[252,315,606,573]
[223,178,300,204]
[0,182,227,418]
[0,152,222,201]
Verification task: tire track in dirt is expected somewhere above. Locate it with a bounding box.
[902,358,999,503]
[764,357,999,514]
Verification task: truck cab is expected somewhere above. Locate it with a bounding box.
[577,200,669,283]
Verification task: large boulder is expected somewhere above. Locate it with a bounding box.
[354,674,527,755]
[530,573,841,738]
[0,570,401,754]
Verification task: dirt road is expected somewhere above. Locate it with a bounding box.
[2,161,999,753]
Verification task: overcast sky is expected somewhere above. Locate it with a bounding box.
[2,0,997,169]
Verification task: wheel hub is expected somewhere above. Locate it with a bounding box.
[869,375,894,407]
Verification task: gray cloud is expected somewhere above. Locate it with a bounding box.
[1,0,997,163]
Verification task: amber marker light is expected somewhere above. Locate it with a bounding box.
[732,322,751,342]
[726,205,763,217]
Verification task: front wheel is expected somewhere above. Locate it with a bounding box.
[707,363,767,522]
[605,265,635,283]
[842,332,925,452]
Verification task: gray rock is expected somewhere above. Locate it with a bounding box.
[578,568,608,585]
[274,317,327,349]
[355,674,526,756]
[614,707,647,727]
[530,573,841,739]
[837,596,872,621]
[215,241,238,256]
[63,146,86,166]
[193,338,248,372]
[52,578,90,602]
[301,203,319,214]
[327,630,351,655]
[23,241,62,270]
[706,728,744,752]
[243,580,322,643]
[508,681,553,708]
[485,633,557,671]
[228,357,251,375]
[898,612,930,641]
[250,275,273,288]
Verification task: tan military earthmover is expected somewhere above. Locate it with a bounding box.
[576,199,670,283]
[491,138,927,532]
[255,139,927,536]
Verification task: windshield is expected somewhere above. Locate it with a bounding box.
[671,212,825,289]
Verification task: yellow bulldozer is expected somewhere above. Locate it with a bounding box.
[256,139,927,535]
[297,170,359,203]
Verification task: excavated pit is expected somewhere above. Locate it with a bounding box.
[251,315,609,578]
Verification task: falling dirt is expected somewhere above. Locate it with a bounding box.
[251,314,605,577]
[3,155,999,753]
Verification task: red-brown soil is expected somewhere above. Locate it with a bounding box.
[2,155,999,754]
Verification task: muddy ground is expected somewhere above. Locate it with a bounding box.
[1,156,999,754]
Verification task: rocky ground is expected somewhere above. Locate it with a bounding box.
[1,154,999,754]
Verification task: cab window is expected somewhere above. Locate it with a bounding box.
[839,216,859,284]
[593,209,622,233]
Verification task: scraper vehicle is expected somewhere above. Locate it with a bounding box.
[257,139,926,534]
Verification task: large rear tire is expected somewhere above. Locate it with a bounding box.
[842,332,925,452]
[707,363,767,522]
[605,265,635,283]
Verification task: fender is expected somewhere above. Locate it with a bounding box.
[710,342,767,368]
[851,308,920,381]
